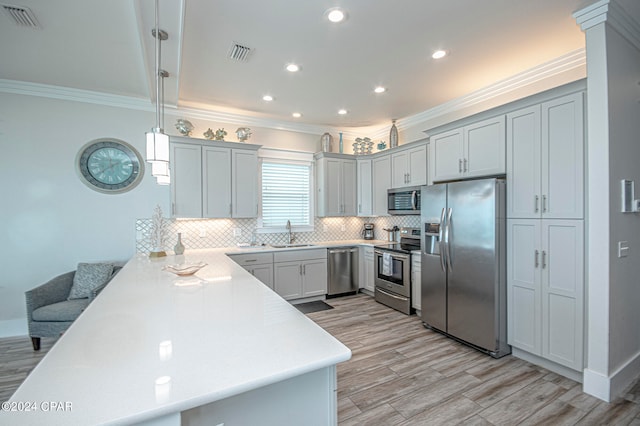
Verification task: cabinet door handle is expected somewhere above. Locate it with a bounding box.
[303,265,306,275]
[541,250,547,269]
[172,202,175,216]
[229,204,232,215]
[534,195,539,213]
[542,195,547,213]
[358,203,361,213]
[458,159,463,173]
[463,158,468,172]
[534,250,539,268]
[299,265,302,275]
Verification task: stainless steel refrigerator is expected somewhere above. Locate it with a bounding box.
[420,178,510,358]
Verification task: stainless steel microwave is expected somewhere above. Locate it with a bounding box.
[387,186,421,215]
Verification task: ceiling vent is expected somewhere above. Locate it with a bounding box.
[228,42,252,62]
[2,4,39,28]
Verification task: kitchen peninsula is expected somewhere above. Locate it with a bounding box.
[5,249,351,425]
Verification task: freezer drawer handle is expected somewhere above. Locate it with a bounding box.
[376,287,407,301]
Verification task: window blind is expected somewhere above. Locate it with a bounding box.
[261,161,311,228]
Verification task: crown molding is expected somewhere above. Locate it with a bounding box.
[0,79,153,111]
[574,0,640,51]
[399,48,587,132]
[0,48,587,140]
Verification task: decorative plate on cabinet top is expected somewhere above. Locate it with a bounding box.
[163,262,207,276]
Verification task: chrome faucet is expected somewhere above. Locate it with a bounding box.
[286,220,294,244]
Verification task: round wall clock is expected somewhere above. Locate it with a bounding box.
[76,138,145,194]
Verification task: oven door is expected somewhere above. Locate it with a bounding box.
[374,250,411,297]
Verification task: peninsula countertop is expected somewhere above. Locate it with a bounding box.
[5,248,352,425]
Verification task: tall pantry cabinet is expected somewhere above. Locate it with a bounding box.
[506,91,585,373]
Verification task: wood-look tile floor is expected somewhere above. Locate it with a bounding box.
[308,294,640,426]
[2,293,640,425]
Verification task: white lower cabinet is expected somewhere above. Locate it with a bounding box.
[507,218,584,371]
[360,246,375,292]
[227,253,274,289]
[411,253,421,311]
[274,249,327,300]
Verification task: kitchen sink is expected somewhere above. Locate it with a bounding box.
[270,244,315,249]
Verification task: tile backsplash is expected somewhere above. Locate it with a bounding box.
[135,215,420,253]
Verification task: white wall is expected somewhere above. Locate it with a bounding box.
[579,0,640,401]
[605,21,640,383]
[0,92,319,337]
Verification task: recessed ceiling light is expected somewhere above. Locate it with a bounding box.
[286,63,300,72]
[292,112,302,118]
[374,86,386,94]
[432,50,447,59]
[326,8,347,23]
[262,95,274,102]
[338,109,348,115]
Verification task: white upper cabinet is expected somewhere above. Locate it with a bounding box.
[357,158,373,216]
[372,155,391,216]
[507,92,584,219]
[203,146,232,218]
[391,143,428,188]
[431,116,505,182]
[316,154,356,217]
[171,142,203,218]
[232,150,259,218]
[170,137,260,219]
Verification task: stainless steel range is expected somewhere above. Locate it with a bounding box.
[373,227,420,315]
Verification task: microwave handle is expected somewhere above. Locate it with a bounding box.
[411,190,417,210]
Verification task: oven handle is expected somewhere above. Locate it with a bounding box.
[374,250,410,261]
[376,287,408,301]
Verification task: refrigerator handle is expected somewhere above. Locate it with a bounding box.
[445,207,453,272]
[438,208,447,272]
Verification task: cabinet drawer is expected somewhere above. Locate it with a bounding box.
[228,252,273,266]
[274,248,326,263]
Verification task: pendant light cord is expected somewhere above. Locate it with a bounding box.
[154,0,161,132]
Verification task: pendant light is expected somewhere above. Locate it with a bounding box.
[146,0,170,174]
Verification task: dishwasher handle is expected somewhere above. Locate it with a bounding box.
[328,247,358,254]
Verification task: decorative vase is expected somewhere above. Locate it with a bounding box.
[339,132,344,154]
[389,120,398,148]
[321,132,333,152]
[174,233,185,255]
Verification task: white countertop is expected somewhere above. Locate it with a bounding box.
[224,239,388,254]
[5,248,353,425]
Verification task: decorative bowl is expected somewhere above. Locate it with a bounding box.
[163,262,207,276]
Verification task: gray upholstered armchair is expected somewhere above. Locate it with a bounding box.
[25,265,122,350]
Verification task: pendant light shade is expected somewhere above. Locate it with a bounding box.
[146,130,170,163]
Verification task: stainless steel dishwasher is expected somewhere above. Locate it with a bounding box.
[327,247,359,297]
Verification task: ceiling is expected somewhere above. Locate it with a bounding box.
[0,0,597,132]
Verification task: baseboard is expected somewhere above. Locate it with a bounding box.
[583,350,640,403]
[0,318,28,338]
[512,347,583,383]
[583,368,611,401]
